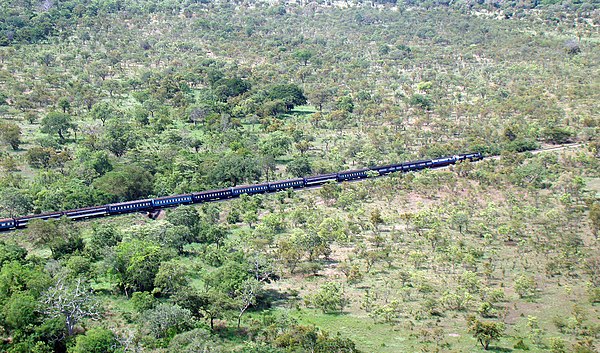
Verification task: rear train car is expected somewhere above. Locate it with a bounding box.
[0,218,16,231]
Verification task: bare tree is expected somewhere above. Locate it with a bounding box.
[42,277,101,336]
[236,279,262,329]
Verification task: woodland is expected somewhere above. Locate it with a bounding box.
[0,0,599,352]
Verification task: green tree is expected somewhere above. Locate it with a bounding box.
[41,111,75,143]
[90,101,117,125]
[259,131,292,159]
[287,156,312,177]
[209,153,262,185]
[26,218,83,259]
[0,242,27,266]
[101,118,136,157]
[143,303,195,339]
[514,275,536,299]
[320,181,342,204]
[589,203,600,239]
[0,261,51,300]
[3,292,39,331]
[0,187,32,218]
[167,206,201,235]
[25,147,55,169]
[409,94,432,110]
[293,49,314,65]
[268,84,307,110]
[85,224,122,260]
[112,239,170,294]
[307,87,332,111]
[467,316,505,350]
[130,291,155,313]
[93,165,154,202]
[214,77,251,101]
[0,122,22,150]
[154,260,189,296]
[310,282,345,313]
[336,96,354,113]
[58,98,71,113]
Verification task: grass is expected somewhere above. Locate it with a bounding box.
[586,177,600,197]
[280,307,574,353]
[288,308,412,353]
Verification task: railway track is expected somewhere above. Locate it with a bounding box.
[0,143,585,232]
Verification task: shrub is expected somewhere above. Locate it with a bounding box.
[69,327,120,353]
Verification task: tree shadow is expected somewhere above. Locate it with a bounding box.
[326,311,350,317]
[288,109,316,117]
[259,288,293,308]
[487,346,512,352]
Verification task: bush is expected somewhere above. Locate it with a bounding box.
[515,275,537,299]
[588,286,600,304]
[506,138,540,153]
[542,126,574,144]
[167,328,220,353]
[143,303,195,339]
[3,292,38,330]
[308,282,346,313]
[69,327,120,353]
[130,291,155,313]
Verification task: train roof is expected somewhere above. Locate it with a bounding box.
[306,172,337,178]
[405,159,431,164]
[109,199,153,207]
[193,188,232,195]
[269,178,304,183]
[153,194,192,201]
[232,182,270,188]
[16,210,63,220]
[0,218,15,222]
[339,167,371,173]
[64,205,108,213]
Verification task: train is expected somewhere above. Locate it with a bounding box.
[0,152,483,232]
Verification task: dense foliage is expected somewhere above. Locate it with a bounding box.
[0,0,598,352]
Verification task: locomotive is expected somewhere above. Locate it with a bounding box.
[0,152,482,232]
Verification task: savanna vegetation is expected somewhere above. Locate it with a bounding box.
[0,0,599,352]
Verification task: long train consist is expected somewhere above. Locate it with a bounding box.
[0,152,483,232]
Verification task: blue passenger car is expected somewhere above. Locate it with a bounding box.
[430,157,455,168]
[305,173,338,186]
[108,200,153,214]
[402,160,432,172]
[0,218,15,231]
[65,206,108,220]
[232,183,270,196]
[152,194,193,208]
[192,188,233,202]
[16,211,64,227]
[269,178,305,191]
[337,168,370,181]
[370,163,404,175]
